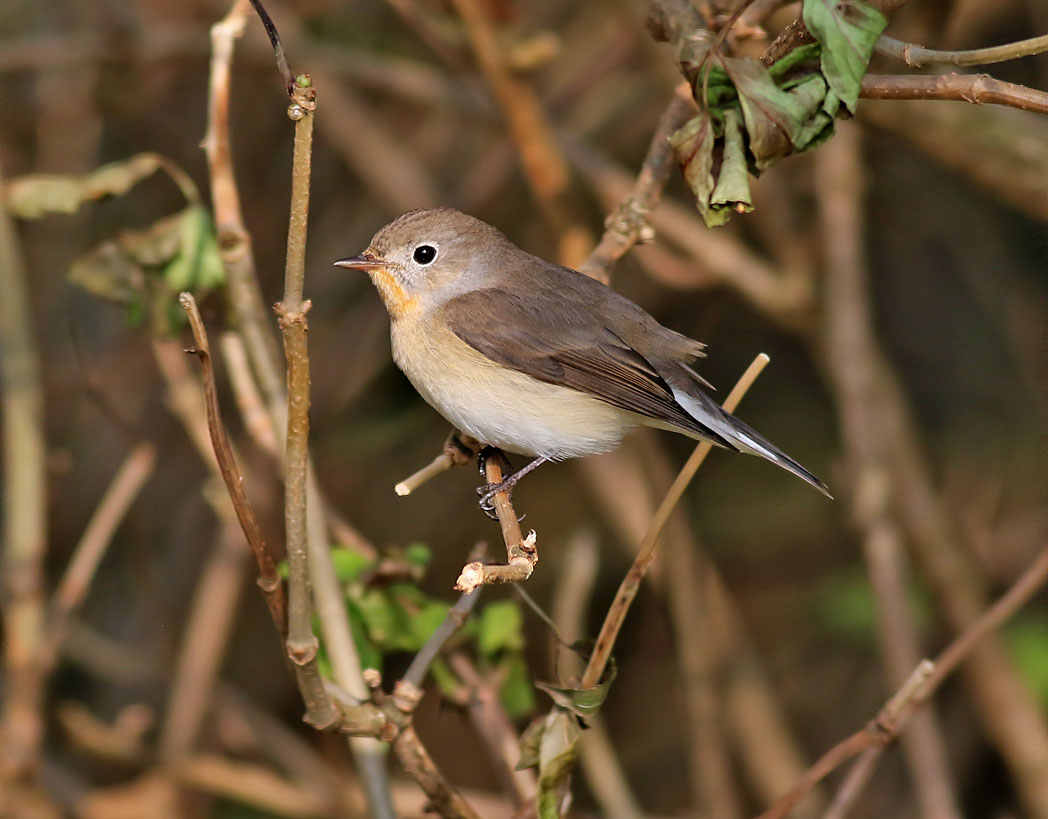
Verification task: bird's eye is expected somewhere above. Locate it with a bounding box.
[412,244,437,265]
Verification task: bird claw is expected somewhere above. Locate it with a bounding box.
[476,480,509,520]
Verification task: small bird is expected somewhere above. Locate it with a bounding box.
[336,208,830,503]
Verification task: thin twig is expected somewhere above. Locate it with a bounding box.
[860,73,1048,115]
[44,441,158,669]
[395,429,481,496]
[756,544,1048,819]
[455,451,538,592]
[392,727,483,819]
[449,0,590,265]
[580,354,770,690]
[401,584,483,690]
[815,124,961,819]
[578,86,695,284]
[0,152,48,785]
[179,293,287,635]
[875,32,1048,68]
[159,520,248,759]
[449,653,537,808]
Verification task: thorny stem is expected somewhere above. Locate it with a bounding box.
[580,354,770,690]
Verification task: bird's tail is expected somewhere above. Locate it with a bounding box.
[669,385,833,498]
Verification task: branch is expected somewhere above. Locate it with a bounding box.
[580,354,770,690]
[44,442,158,670]
[874,32,1048,68]
[578,87,695,284]
[455,451,538,591]
[755,544,1048,819]
[449,0,590,265]
[0,152,48,784]
[392,727,482,819]
[860,73,1048,116]
[179,294,287,636]
[815,124,961,819]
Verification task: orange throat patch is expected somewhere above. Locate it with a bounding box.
[370,268,417,318]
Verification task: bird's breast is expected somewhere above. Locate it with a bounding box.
[390,311,633,459]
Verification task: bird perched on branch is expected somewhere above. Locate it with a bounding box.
[337,208,830,507]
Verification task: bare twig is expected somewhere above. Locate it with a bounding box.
[0,153,48,785]
[552,532,645,819]
[395,429,481,496]
[160,520,248,758]
[392,727,483,819]
[179,293,287,635]
[860,73,1048,115]
[757,543,1048,819]
[449,0,590,265]
[875,32,1048,68]
[580,354,770,690]
[816,124,961,819]
[45,441,158,669]
[578,87,695,284]
[455,451,538,591]
[449,653,537,807]
[401,583,483,690]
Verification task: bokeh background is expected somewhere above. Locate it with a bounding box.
[1,0,1047,817]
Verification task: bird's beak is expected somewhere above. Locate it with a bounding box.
[334,252,385,271]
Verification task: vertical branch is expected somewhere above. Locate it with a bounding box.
[815,124,962,819]
[0,155,48,785]
[449,0,590,265]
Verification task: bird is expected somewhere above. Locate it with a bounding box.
[335,207,830,505]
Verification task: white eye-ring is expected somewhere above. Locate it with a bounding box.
[412,244,437,265]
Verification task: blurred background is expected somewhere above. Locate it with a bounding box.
[1,0,1046,817]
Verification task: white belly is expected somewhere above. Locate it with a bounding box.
[391,317,633,459]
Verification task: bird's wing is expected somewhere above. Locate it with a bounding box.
[437,286,734,447]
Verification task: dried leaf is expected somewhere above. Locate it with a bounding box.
[3,154,167,219]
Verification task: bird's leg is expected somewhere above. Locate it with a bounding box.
[476,450,550,515]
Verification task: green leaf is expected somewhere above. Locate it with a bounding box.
[803,0,888,113]
[330,548,374,582]
[165,205,225,292]
[669,113,729,228]
[498,653,536,719]
[404,543,432,568]
[535,660,616,719]
[709,109,753,219]
[478,600,524,657]
[536,711,580,819]
[3,154,167,219]
[1003,616,1048,706]
[725,57,811,171]
[517,710,581,819]
[345,599,383,672]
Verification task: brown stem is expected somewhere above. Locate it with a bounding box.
[179,293,287,636]
[874,32,1048,68]
[756,543,1048,819]
[580,354,770,690]
[449,0,590,265]
[44,441,158,670]
[578,87,695,284]
[860,73,1048,115]
[455,451,537,591]
[0,153,48,785]
[815,125,962,819]
[392,726,482,819]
